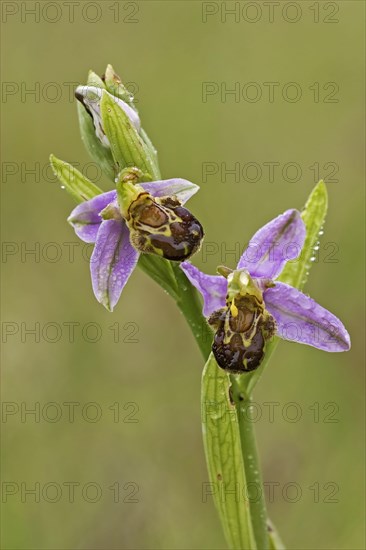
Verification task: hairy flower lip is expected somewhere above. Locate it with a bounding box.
[68,178,201,311]
[181,209,351,353]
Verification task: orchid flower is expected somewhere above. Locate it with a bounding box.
[181,209,350,373]
[68,177,203,311]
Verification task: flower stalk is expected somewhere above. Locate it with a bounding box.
[230,376,269,549]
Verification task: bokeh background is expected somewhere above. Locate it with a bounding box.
[2,1,365,549]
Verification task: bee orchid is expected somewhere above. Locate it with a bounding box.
[181,209,350,373]
[68,177,203,311]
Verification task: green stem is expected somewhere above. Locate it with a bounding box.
[155,263,268,549]
[172,263,213,358]
[230,376,269,550]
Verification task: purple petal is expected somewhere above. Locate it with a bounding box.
[180,262,227,317]
[68,191,116,243]
[264,282,351,352]
[141,179,199,205]
[237,209,306,279]
[90,220,139,311]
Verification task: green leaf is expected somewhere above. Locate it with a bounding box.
[76,101,116,182]
[49,154,103,203]
[279,180,328,290]
[100,92,160,180]
[201,354,257,550]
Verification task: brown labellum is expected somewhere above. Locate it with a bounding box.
[208,294,276,374]
[126,193,204,261]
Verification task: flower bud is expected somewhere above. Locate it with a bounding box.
[76,73,116,181]
[75,66,160,182]
[75,85,141,146]
[102,64,136,106]
[102,64,158,165]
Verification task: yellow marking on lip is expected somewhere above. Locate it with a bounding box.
[230,301,239,317]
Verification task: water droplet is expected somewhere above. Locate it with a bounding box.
[61,185,65,189]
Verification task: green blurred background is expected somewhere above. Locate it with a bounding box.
[2,1,365,548]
